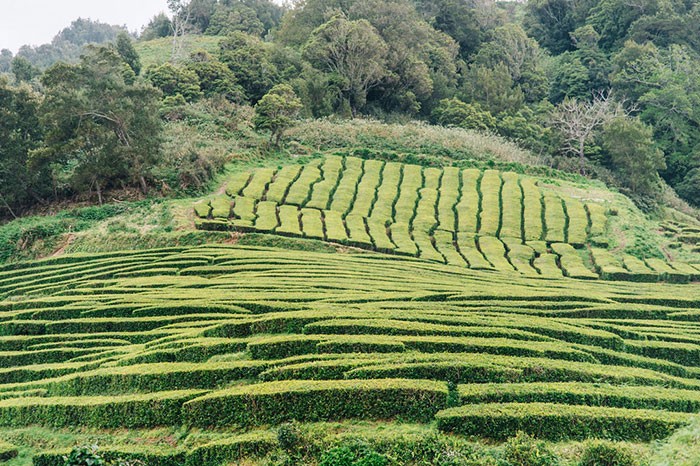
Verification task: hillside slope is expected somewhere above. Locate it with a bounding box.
[0,243,700,464]
[0,120,698,465]
[194,155,700,283]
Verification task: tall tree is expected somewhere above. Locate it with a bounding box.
[254,84,303,146]
[303,16,388,115]
[10,57,39,83]
[141,13,173,40]
[0,79,42,218]
[524,0,593,54]
[35,46,162,203]
[602,116,665,197]
[551,92,623,173]
[168,0,194,62]
[116,32,141,75]
[219,32,280,102]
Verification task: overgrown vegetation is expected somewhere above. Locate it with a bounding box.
[2,0,700,221]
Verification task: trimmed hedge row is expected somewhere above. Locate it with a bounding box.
[456,169,480,233]
[457,234,494,270]
[266,165,302,204]
[479,236,514,272]
[521,178,542,241]
[478,170,501,237]
[437,166,460,232]
[183,379,448,427]
[33,446,184,466]
[351,159,383,218]
[285,160,322,206]
[185,431,278,466]
[0,440,18,462]
[225,171,252,197]
[371,161,401,223]
[433,230,467,267]
[551,243,598,280]
[457,382,700,412]
[394,164,422,225]
[543,194,566,243]
[0,390,203,428]
[500,172,522,240]
[45,361,268,396]
[436,402,691,441]
[306,156,343,211]
[330,157,363,215]
[415,230,444,263]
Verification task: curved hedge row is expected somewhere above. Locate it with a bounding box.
[436,402,692,441]
[183,379,448,427]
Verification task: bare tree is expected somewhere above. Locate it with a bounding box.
[168,0,193,63]
[551,91,625,174]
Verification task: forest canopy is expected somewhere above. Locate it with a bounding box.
[1,0,699,219]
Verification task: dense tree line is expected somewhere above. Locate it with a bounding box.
[1,0,699,220]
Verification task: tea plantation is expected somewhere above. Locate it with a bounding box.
[0,240,699,464]
[195,156,700,283]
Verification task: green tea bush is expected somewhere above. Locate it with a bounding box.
[278,422,305,453]
[319,443,389,466]
[319,446,356,466]
[63,445,105,466]
[0,440,18,462]
[578,441,637,466]
[499,432,559,466]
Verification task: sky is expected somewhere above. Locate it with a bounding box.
[0,0,171,53]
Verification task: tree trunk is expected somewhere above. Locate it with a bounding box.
[579,139,586,175]
[95,180,103,206]
[0,194,17,219]
[139,175,149,195]
[275,131,283,148]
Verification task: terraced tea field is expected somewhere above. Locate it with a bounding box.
[195,156,700,283]
[1,244,700,463]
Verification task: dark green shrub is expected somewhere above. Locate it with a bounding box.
[356,451,388,466]
[63,445,105,466]
[320,446,356,466]
[578,441,637,466]
[278,422,304,452]
[500,432,560,466]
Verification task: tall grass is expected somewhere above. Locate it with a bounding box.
[286,118,544,166]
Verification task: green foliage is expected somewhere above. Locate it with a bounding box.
[602,117,665,197]
[303,15,389,115]
[432,98,496,131]
[141,13,173,41]
[578,441,637,466]
[63,445,106,466]
[524,0,585,54]
[10,56,39,82]
[116,33,141,76]
[187,51,245,102]
[0,439,18,462]
[500,432,559,466]
[36,45,163,202]
[320,446,356,466]
[146,63,203,102]
[0,78,43,218]
[219,32,280,102]
[254,84,303,146]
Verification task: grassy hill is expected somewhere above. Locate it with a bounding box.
[0,119,699,465]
